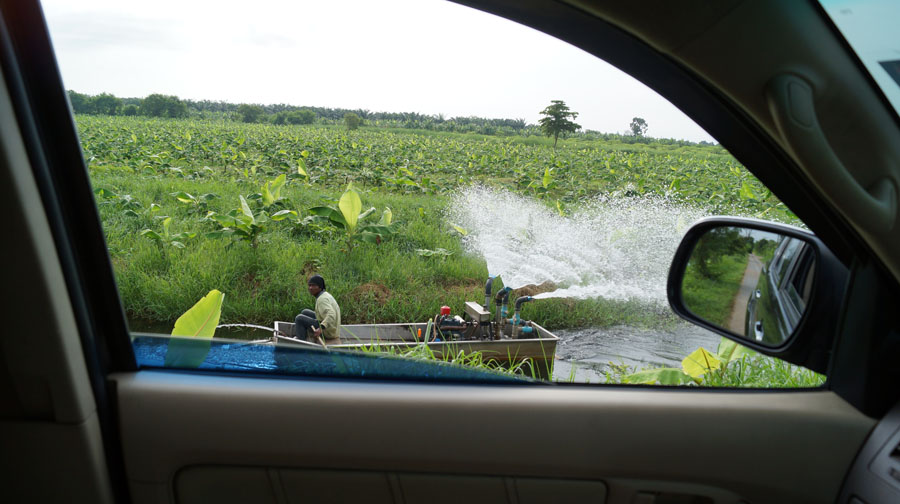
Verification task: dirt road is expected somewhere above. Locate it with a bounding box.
[726,254,763,335]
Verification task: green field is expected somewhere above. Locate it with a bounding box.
[79,115,793,332]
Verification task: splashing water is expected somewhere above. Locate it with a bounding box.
[448,186,710,305]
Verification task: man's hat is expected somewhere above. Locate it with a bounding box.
[308,274,325,290]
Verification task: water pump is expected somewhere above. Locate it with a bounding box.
[508,296,536,339]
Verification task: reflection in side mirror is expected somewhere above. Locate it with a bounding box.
[680,226,816,347]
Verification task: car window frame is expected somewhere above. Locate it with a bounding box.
[8,0,895,408]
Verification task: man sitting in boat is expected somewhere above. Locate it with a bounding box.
[293,274,341,343]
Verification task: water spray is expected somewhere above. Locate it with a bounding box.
[448,186,710,304]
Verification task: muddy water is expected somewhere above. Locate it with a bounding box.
[551,320,723,383]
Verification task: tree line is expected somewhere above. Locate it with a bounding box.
[66,90,712,147]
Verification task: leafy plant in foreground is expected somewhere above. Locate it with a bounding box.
[164,289,224,368]
[205,196,268,248]
[623,337,824,387]
[307,184,399,251]
[141,216,197,248]
[172,191,218,215]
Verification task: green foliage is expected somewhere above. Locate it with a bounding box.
[205,195,268,248]
[682,253,747,327]
[629,117,648,137]
[238,104,266,123]
[141,216,197,248]
[344,112,361,130]
[140,94,189,118]
[68,90,91,114]
[75,115,793,221]
[172,191,218,215]
[691,227,750,278]
[274,109,316,125]
[538,100,581,147]
[91,93,122,115]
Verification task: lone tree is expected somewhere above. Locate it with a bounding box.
[630,117,648,137]
[539,100,580,147]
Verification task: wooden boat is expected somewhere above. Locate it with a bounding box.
[270,306,559,379]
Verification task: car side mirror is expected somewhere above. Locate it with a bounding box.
[667,217,848,373]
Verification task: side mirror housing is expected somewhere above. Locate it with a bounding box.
[667,217,848,373]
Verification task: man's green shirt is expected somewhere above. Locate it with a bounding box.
[315,291,341,340]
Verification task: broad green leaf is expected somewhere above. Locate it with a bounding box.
[140,229,163,241]
[682,347,721,378]
[361,224,394,235]
[149,203,162,213]
[212,214,237,227]
[270,209,298,221]
[239,195,255,223]
[262,184,274,206]
[378,207,392,226]
[165,289,225,368]
[123,209,141,218]
[308,206,347,228]
[94,187,116,199]
[170,241,186,249]
[358,207,376,222]
[740,180,756,201]
[417,207,425,218]
[162,217,172,237]
[300,150,309,158]
[542,167,552,188]
[624,367,691,385]
[451,224,468,236]
[269,174,286,200]
[338,186,362,233]
[297,158,308,178]
[172,191,195,203]
[717,337,756,363]
[357,232,381,244]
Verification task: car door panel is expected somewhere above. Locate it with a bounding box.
[114,371,873,504]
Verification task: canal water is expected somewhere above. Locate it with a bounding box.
[550,322,722,383]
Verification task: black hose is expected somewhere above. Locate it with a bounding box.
[514,295,534,312]
[484,277,494,310]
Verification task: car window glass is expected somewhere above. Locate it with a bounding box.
[786,247,815,311]
[41,0,825,388]
[819,0,900,120]
[775,240,803,286]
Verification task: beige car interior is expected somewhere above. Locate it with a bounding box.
[3,0,897,503]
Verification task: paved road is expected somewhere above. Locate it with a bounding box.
[726,254,763,335]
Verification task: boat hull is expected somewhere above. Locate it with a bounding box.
[273,321,559,379]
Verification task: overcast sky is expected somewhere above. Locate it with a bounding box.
[40,0,716,142]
